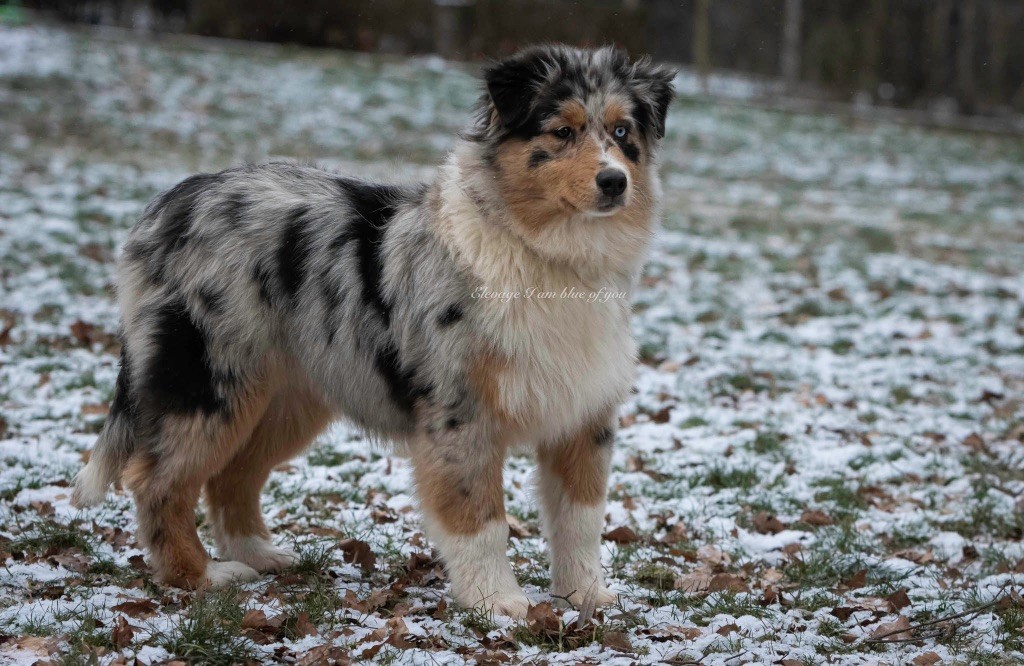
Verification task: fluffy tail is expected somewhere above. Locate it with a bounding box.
[71,352,136,508]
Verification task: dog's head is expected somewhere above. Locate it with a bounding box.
[471,45,674,266]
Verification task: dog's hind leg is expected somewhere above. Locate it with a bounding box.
[205,374,333,573]
[123,382,274,589]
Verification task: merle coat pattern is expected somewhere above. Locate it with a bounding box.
[73,44,674,617]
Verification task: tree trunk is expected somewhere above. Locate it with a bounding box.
[860,0,887,96]
[955,0,978,114]
[928,0,954,98]
[781,0,802,91]
[693,0,711,92]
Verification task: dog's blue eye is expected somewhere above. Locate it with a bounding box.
[553,127,572,139]
[614,125,628,139]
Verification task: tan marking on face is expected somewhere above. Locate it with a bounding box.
[495,133,604,234]
[537,416,613,505]
[603,98,630,128]
[558,100,588,130]
[493,96,653,236]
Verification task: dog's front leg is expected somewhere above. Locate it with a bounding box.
[536,415,617,609]
[411,433,529,618]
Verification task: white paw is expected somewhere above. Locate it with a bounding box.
[481,591,532,619]
[205,560,260,588]
[552,585,617,609]
[217,535,299,573]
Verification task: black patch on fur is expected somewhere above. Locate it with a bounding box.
[528,149,551,168]
[276,206,313,301]
[335,178,404,328]
[373,342,431,414]
[216,192,249,229]
[319,267,347,345]
[437,304,464,327]
[196,286,225,315]
[620,141,640,164]
[594,427,614,447]
[446,417,463,430]
[143,301,224,416]
[476,45,674,146]
[126,173,222,284]
[108,346,136,423]
[252,263,277,307]
[479,46,587,141]
[152,174,220,248]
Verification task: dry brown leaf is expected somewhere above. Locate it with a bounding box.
[110,598,159,619]
[962,433,986,452]
[870,615,912,641]
[648,406,672,424]
[662,521,688,544]
[603,526,639,544]
[886,588,912,611]
[697,544,730,565]
[841,568,868,590]
[830,606,859,621]
[506,514,532,538]
[81,403,109,416]
[601,630,632,652]
[525,602,560,634]
[13,635,59,655]
[111,616,134,649]
[708,573,747,593]
[674,571,713,593]
[292,612,318,638]
[127,555,149,572]
[800,509,834,526]
[752,512,786,534]
[338,538,376,573]
[69,320,97,346]
[716,623,739,636]
[911,651,941,666]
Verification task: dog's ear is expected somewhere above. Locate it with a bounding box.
[483,50,549,134]
[631,58,676,140]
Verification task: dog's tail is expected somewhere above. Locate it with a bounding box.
[71,350,136,508]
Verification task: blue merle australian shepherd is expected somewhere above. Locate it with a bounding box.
[72,45,674,617]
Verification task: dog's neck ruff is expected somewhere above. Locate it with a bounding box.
[434,141,652,289]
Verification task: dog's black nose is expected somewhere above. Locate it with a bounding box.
[596,169,627,198]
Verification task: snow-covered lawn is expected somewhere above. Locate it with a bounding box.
[2,22,1024,665]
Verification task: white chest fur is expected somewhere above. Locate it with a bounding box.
[480,286,636,442]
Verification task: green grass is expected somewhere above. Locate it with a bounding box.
[161,587,262,665]
[9,519,93,556]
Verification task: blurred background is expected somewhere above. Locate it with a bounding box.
[14,0,1024,125]
[2,2,1024,663]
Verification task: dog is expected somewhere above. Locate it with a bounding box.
[71,44,674,618]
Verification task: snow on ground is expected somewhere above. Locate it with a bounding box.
[2,22,1024,666]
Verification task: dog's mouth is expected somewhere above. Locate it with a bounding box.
[589,197,625,217]
[560,197,626,218]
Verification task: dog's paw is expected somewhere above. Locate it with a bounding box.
[552,585,617,609]
[454,582,531,619]
[205,560,260,588]
[217,536,299,573]
[483,591,532,619]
